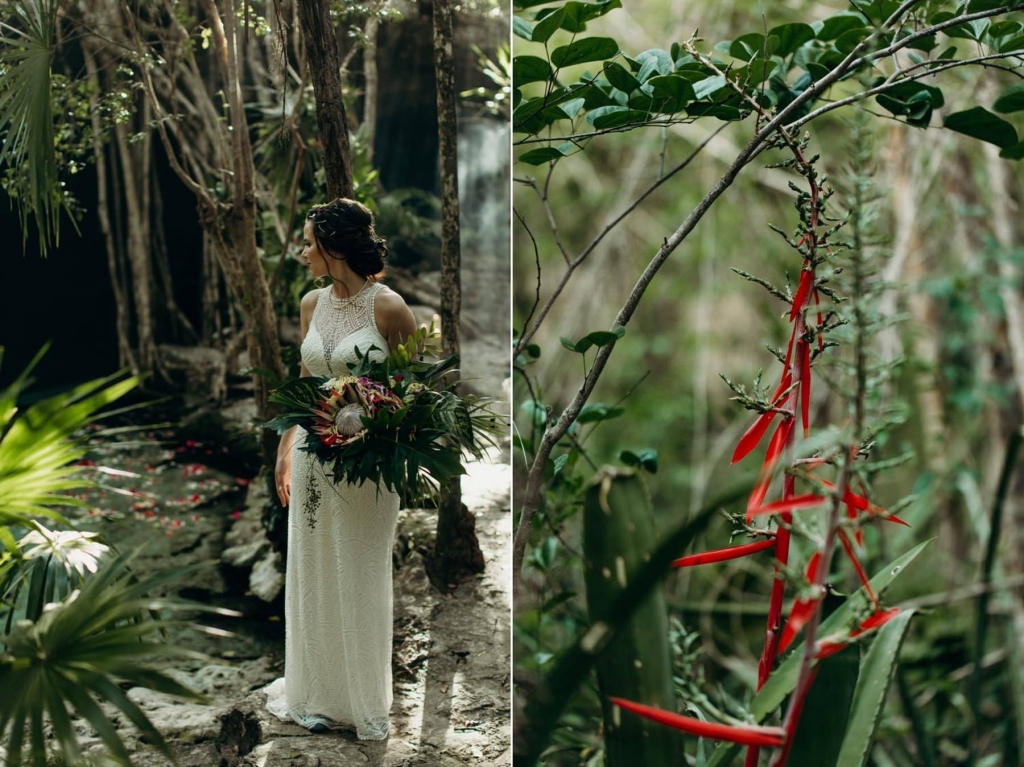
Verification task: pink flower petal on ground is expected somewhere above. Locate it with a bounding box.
[609,698,786,747]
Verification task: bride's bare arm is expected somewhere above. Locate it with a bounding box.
[276,289,319,506]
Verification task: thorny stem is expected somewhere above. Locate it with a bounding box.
[771,131,867,766]
[512,1,1024,590]
[772,459,853,767]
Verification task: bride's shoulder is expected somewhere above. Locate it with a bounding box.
[372,283,409,313]
[300,288,323,312]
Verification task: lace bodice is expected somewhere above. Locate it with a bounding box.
[301,282,389,376]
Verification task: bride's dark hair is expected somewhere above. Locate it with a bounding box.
[306,198,388,278]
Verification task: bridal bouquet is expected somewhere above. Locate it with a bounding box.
[265,326,503,500]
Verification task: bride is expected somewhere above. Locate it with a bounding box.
[264,197,417,738]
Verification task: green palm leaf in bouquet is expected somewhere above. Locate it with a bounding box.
[265,325,505,503]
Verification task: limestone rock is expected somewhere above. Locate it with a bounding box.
[250,549,283,602]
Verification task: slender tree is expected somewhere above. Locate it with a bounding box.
[430,0,484,585]
[295,0,355,200]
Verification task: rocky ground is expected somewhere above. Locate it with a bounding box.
[20,333,511,767]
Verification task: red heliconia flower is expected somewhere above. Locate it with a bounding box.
[747,493,825,519]
[790,266,813,322]
[609,697,787,748]
[672,538,775,569]
[779,552,823,652]
[815,608,901,660]
[731,374,793,465]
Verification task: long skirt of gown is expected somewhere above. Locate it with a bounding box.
[264,433,401,739]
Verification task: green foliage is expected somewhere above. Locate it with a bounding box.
[0,551,234,767]
[461,44,512,118]
[0,348,231,765]
[836,609,917,767]
[705,543,930,767]
[0,347,138,527]
[0,0,61,253]
[582,468,680,767]
[512,0,1024,155]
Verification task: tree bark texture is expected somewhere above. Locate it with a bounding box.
[430,0,484,585]
[113,107,159,376]
[296,0,355,200]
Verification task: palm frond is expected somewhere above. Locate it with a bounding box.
[0,550,234,767]
[0,0,62,254]
[0,349,138,526]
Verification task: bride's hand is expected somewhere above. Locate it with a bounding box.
[276,428,296,506]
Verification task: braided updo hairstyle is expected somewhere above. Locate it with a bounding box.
[306,198,388,278]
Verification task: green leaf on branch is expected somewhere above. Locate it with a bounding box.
[692,75,728,100]
[604,61,641,93]
[518,399,547,429]
[557,0,623,32]
[576,404,625,423]
[560,326,627,352]
[620,448,658,473]
[513,56,553,87]
[852,0,903,23]
[585,105,651,128]
[875,82,944,127]
[767,22,816,56]
[999,142,1024,160]
[513,16,535,41]
[635,48,673,81]
[813,11,869,41]
[944,106,1018,148]
[994,83,1024,113]
[836,610,917,767]
[519,143,575,165]
[736,58,778,85]
[647,74,696,108]
[730,33,780,60]
[551,37,620,68]
[531,7,566,43]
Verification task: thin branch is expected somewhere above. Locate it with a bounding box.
[514,123,726,357]
[514,207,543,343]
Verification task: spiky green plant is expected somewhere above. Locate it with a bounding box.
[0,550,237,767]
[0,0,62,253]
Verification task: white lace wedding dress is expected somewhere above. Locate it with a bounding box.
[264,281,400,740]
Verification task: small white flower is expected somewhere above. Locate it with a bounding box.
[334,403,367,436]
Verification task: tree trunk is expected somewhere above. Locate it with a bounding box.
[363,12,380,165]
[296,0,354,200]
[83,45,138,376]
[174,0,285,475]
[429,0,484,588]
[114,104,159,376]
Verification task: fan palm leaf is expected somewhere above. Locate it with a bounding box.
[0,550,239,767]
[0,0,61,254]
[0,345,139,526]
